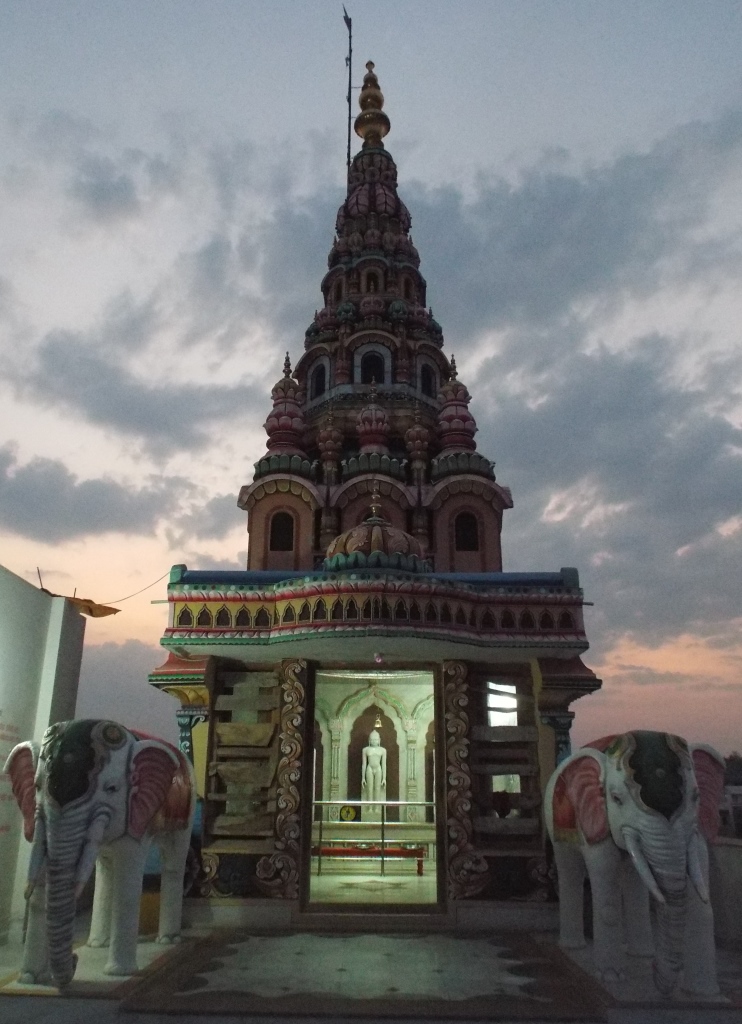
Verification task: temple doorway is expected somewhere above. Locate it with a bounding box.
[309,668,439,906]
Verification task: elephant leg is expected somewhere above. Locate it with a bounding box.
[681,841,720,998]
[87,851,113,947]
[104,836,149,976]
[155,828,191,944]
[583,840,627,984]
[553,841,587,949]
[18,873,51,985]
[620,855,654,958]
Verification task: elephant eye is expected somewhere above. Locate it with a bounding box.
[103,782,119,794]
[610,792,623,805]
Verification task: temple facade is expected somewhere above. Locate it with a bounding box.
[150,63,600,922]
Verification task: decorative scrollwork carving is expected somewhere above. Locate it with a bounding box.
[199,850,224,898]
[255,659,306,898]
[444,661,489,899]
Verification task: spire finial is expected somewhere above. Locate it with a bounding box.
[283,351,292,377]
[450,354,457,379]
[354,60,391,149]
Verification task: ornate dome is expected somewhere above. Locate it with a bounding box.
[437,356,477,454]
[324,489,431,573]
[263,353,306,454]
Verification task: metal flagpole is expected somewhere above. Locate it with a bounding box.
[343,6,352,172]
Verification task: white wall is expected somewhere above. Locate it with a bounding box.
[0,565,85,941]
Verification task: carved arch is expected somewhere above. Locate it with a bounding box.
[334,474,415,510]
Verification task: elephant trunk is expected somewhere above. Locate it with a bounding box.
[632,823,689,996]
[44,803,91,988]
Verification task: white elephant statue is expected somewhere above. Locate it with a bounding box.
[545,730,725,998]
[4,719,195,988]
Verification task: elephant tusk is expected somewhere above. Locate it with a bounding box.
[623,828,666,904]
[686,831,710,904]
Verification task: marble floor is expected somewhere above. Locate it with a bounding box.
[309,869,438,904]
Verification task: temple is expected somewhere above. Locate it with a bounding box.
[150,63,600,922]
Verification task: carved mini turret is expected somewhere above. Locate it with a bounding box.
[263,353,306,455]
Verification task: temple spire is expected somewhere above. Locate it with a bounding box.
[354,61,391,149]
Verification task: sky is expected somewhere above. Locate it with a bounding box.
[0,0,740,753]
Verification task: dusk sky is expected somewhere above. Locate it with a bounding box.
[1,1,740,753]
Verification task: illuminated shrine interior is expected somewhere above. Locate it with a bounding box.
[311,669,437,905]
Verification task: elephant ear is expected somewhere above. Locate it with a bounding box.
[691,744,726,843]
[128,741,179,840]
[560,751,609,845]
[4,742,39,842]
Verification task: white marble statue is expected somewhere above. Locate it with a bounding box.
[4,719,195,988]
[361,728,387,806]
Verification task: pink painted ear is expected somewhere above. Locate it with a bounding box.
[4,743,39,842]
[128,742,179,840]
[691,746,725,843]
[562,753,609,844]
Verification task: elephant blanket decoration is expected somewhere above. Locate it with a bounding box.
[4,719,195,988]
[545,730,725,998]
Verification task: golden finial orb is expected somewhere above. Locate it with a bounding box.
[354,60,391,149]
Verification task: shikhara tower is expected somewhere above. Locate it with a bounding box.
[151,65,600,918]
[239,62,513,574]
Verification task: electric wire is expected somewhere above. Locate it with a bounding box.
[102,570,171,605]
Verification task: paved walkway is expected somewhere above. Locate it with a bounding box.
[0,922,739,1023]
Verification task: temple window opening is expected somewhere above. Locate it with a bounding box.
[487,682,518,727]
[254,607,270,627]
[454,511,479,551]
[501,609,516,628]
[234,606,250,627]
[403,277,413,301]
[366,271,380,293]
[558,610,575,629]
[177,607,193,627]
[269,511,294,552]
[420,363,436,397]
[519,610,536,630]
[360,351,386,384]
[197,607,212,627]
[310,363,326,399]
[540,610,554,630]
[334,280,343,302]
[215,606,231,627]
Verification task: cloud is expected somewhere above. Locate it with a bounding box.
[0,445,184,542]
[68,154,139,219]
[172,492,242,542]
[10,330,260,455]
[76,640,178,743]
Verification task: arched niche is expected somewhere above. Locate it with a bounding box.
[346,704,400,821]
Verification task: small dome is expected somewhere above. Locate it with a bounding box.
[324,491,431,573]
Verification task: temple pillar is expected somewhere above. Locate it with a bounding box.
[540,711,575,765]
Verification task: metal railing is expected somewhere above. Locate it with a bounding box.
[311,799,435,876]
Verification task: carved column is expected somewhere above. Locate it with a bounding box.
[328,718,343,821]
[443,661,489,899]
[255,659,307,899]
[404,723,418,822]
[541,711,575,765]
[160,685,210,764]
